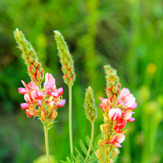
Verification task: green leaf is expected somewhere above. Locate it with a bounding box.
[79,139,88,155]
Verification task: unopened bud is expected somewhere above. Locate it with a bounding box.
[54,30,76,87]
[84,86,97,122]
[41,109,46,122]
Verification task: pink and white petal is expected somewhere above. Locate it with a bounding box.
[120,88,130,98]
[129,103,138,110]
[56,87,63,96]
[128,117,135,123]
[18,87,27,94]
[20,103,30,110]
[57,99,66,107]
[114,143,122,148]
[31,90,38,100]
[50,92,59,98]
[24,94,31,103]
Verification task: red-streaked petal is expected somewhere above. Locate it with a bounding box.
[50,92,58,98]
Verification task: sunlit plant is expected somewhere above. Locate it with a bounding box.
[14,29,137,163]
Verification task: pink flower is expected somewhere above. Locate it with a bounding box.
[114,118,127,133]
[129,103,137,110]
[31,89,44,100]
[109,108,122,121]
[117,88,136,108]
[99,97,110,112]
[20,103,30,110]
[18,73,65,121]
[44,73,56,95]
[120,88,130,98]
[105,132,125,148]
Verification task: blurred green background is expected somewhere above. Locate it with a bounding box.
[0,0,163,162]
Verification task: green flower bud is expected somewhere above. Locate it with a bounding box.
[104,65,121,100]
[54,30,76,87]
[84,86,97,122]
[14,28,44,87]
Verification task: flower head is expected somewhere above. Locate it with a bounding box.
[18,73,65,124]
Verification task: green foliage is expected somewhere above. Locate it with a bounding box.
[33,155,57,163]
[0,0,163,162]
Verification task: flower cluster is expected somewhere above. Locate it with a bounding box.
[18,73,66,125]
[95,65,137,162]
[96,88,137,162]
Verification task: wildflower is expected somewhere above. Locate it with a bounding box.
[105,133,125,148]
[18,73,65,123]
[108,108,122,121]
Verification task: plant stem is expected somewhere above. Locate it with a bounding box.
[44,124,50,163]
[69,86,73,155]
[85,122,94,163]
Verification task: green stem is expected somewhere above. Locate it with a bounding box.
[44,124,50,163]
[69,86,73,155]
[85,122,94,163]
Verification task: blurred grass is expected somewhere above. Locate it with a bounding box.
[0,0,163,163]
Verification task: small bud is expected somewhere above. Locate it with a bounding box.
[20,103,30,110]
[95,149,102,159]
[41,109,46,122]
[25,109,37,117]
[50,110,58,122]
[84,86,97,122]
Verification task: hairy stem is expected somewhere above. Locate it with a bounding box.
[69,86,73,155]
[44,124,50,163]
[85,122,94,162]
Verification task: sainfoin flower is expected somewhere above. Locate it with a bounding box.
[99,87,137,147]
[105,132,125,148]
[18,73,65,124]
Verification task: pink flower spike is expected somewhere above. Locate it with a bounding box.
[57,99,66,107]
[56,87,63,96]
[20,103,30,110]
[128,117,135,123]
[129,103,138,110]
[18,87,27,94]
[109,108,122,121]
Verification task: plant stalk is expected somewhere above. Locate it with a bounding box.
[85,122,94,163]
[69,86,73,155]
[44,124,50,163]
